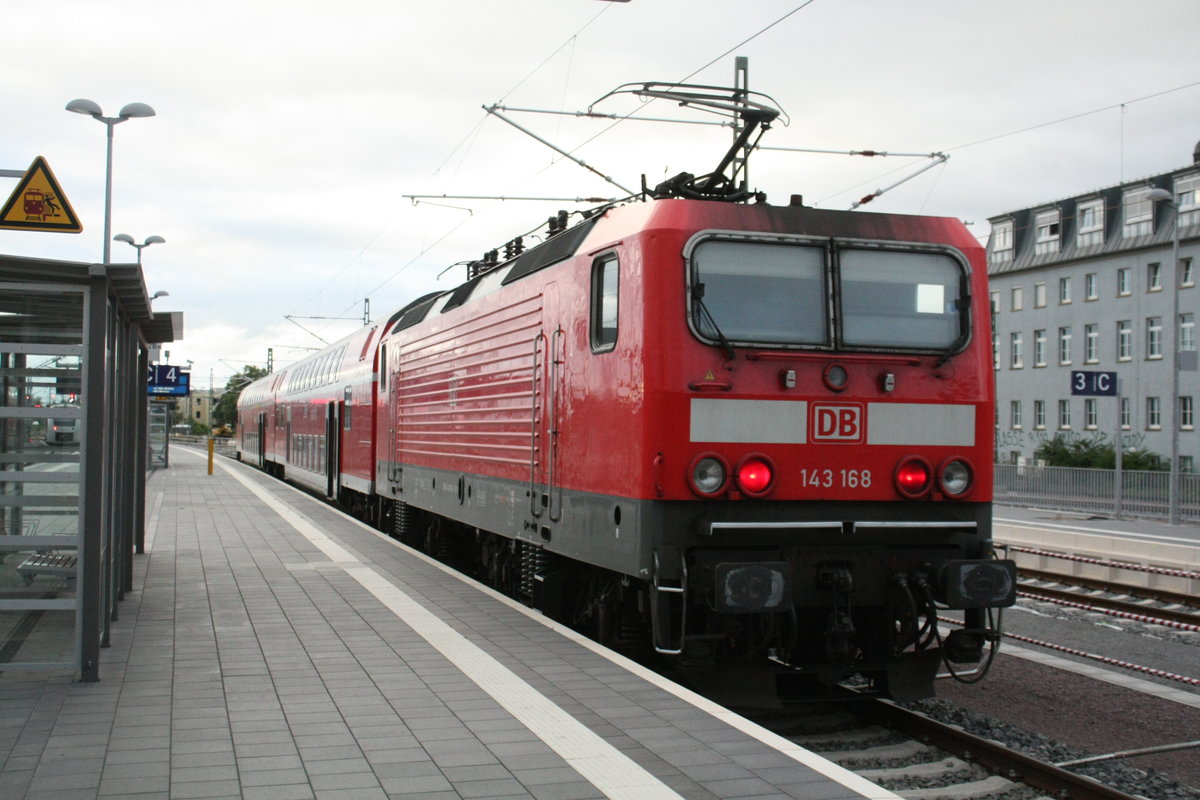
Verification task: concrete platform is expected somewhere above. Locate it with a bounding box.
[1,449,897,800]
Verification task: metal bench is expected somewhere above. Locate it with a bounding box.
[17,553,78,585]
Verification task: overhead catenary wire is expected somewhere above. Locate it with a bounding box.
[377,1,823,297]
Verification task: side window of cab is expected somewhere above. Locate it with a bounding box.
[590,253,619,353]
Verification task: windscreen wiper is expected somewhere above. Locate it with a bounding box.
[692,283,736,361]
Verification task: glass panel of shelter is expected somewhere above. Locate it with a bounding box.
[0,284,86,669]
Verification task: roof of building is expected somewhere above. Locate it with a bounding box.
[986,161,1199,277]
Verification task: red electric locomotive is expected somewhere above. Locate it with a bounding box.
[240,84,1014,699]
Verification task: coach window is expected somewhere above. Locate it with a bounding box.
[590,253,619,352]
[344,386,352,430]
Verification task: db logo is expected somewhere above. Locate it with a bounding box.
[810,402,865,444]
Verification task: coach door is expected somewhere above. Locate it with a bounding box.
[325,401,339,499]
[256,412,267,470]
[530,283,563,523]
[381,342,402,487]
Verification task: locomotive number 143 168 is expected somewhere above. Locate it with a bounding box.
[799,468,873,489]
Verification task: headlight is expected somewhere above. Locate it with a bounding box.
[939,458,973,497]
[689,454,729,496]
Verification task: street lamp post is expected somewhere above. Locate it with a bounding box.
[65,99,156,264]
[1148,187,1181,525]
[113,233,165,265]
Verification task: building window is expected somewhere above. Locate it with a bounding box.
[1010,332,1023,368]
[991,220,1015,263]
[1121,397,1131,429]
[990,291,1000,313]
[1117,267,1131,296]
[1011,400,1022,429]
[1117,320,1132,360]
[1183,258,1195,287]
[1011,286,1023,311]
[1077,199,1105,246]
[1034,329,1047,367]
[1058,399,1071,430]
[1085,272,1098,300]
[1059,277,1071,304]
[1182,455,1196,474]
[1123,187,1154,237]
[1058,327,1072,365]
[1147,396,1161,429]
[1147,317,1162,359]
[1034,400,1046,429]
[1181,313,1196,352]
[1182,396,1195,430]
[1084,324,1098,363]
[1148,262,1162,292]
[992,333,1000,370]
[1085,398,1098,429]
[1035,209,1061,254]
[1034,282,1047,307]
[1177,172,1200,228]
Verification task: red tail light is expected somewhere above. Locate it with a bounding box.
[736,455,775,496]
[894,457,932,498]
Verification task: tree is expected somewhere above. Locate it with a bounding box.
[211,365,269,428]
[1033,434,1167,471]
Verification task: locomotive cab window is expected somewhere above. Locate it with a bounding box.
[687,235,967,354]
[590,254,619,352]
[838,247,967,350]
[689,239,828,346]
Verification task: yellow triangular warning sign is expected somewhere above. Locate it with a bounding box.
[0,156,83,233]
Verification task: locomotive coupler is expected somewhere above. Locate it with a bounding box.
[943,608,1001,663]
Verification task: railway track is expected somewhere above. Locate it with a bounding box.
[1007,542,1200,640]
[1018,576,1200,629]
[747,694,1166,800]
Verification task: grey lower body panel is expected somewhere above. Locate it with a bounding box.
[380,459,995,591]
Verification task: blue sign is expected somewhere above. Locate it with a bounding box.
[1070,370,1117,397]
[148,365,190,397]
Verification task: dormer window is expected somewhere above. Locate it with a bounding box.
[1077,198,1104,246]
[1177,172,1200,227]
[1034,209,1061,254]
[1123,187,1154,237]
[990,220,1014,263]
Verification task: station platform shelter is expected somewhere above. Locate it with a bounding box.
[0,253,181,682]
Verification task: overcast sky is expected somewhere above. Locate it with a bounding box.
[3,0,1198,388]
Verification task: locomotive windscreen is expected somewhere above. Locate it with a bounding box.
[691,240,828,346]
[838,248,966,349]
[689,237,968,353]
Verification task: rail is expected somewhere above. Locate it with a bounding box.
[994,463,1200,522]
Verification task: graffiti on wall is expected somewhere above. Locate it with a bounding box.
[995,428,1147,454]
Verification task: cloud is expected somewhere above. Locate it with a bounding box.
[2,0,1198,383]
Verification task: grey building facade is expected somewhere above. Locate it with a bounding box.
[986,151,1198,471]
